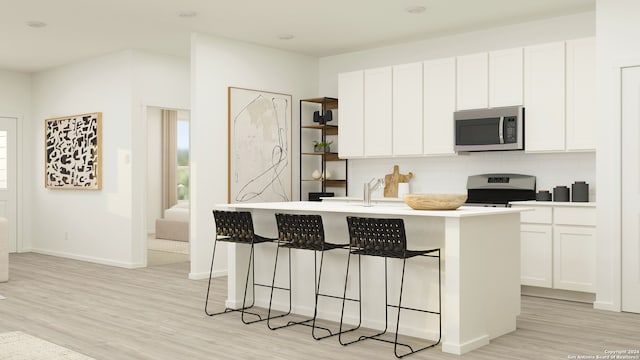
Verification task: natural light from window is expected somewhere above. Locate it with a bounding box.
[177,120,189,201]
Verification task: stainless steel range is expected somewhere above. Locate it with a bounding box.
[466,173,536,207]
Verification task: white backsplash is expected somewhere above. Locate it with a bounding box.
[348,151,596,201]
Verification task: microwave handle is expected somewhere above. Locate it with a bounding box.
[498,116,505,144]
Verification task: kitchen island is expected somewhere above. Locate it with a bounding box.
[216,200,526,355]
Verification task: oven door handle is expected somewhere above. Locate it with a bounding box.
[499,116,505,144]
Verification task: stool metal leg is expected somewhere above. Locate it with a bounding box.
[240,243,265,324]
[204,237,223,316]
[338,251,364,346]
[310,250,353,340]
[392,252,442,358]
[267,245,294,330]
[205,238,265,322]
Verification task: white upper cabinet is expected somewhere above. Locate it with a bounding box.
[456,52,489,110]
[566,37,596,151]
[338,70,364,158]
[489,47,523,107]
[393,62,423,156]
[423,57,456,155]
[524,42,566,152]
[364,67,393,157]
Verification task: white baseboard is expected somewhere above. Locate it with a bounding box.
[29,248,143,269]
[442,335,490,355]
[593,300,621,312]
[189,269,226,280]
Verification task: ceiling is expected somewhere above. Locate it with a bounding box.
[1,0,595,73]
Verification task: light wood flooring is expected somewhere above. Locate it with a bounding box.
[0,253,639,360]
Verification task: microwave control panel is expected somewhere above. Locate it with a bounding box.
[504,116,517,143]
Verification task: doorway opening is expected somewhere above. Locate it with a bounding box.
[146,107,190,267]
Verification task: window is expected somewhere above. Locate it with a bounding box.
[177,120,189,201]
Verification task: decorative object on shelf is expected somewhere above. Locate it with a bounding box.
[571,181,589,202]
[313,140,333,153]
[312,109,333,124]
[322,170,332,180]
[311,169,322,180]
[45,112,102,190]
[403,193,467,210]
[536,190,552,201]
[228,87,292,203]
[553,186,570,202]
[397,182,410,198]
[383,165,414,197]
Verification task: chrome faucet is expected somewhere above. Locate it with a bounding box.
[363,178,384,206]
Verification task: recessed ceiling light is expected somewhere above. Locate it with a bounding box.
[405,5,426,14]
[277,34,295,40]
[26,21,47,28]
[178,11,197,18]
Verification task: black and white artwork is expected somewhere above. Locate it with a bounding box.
[45,112,102,190]
[228,87,291,203]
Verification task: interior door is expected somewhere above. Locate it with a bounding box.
[622,66,640,313]
[0,117,17,253]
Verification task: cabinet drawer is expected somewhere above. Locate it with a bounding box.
[520,206,552,224]
[554,207,596,226]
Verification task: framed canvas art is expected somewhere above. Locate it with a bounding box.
[228,87,292,203]
[45,112,102,190]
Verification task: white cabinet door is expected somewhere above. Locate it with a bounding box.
[524,42,566,152]
[423,57,456,155]
[456,53,488,110]
[521,224,553,287]
[489,48,523,107]
[364,67,393,157]
[338,70,364,158]
[566,37,596,151]
[553,225,596,292]
[393,62,423,156]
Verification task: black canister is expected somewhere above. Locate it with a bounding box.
[553,186,570,202]
[571,181,589,202]
[536,190,552,201]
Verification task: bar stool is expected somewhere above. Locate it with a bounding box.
[339,216,441,358]
[205,210,278,324]
[267,213,361,340]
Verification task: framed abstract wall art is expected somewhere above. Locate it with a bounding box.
[228,87,292,203]
[45,112,102,190]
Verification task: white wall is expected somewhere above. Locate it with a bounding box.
[0,70,31,116]
[0,70,31,251]
[30,51,136,267]
[29,50,190,268]
[595,0,640,311]
[318,12,597,198]
[190,33,318,279]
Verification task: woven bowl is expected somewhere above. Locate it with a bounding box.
[403,193,467,210]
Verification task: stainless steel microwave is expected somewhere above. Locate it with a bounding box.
[454,106,524,152]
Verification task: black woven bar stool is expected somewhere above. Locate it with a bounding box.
[205,210,277,324]
[339,216,441,358]
[267,213,361,340]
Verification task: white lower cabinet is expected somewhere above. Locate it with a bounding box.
[553,225,596,292]
[513,203,596,293]
[520,224,553,287]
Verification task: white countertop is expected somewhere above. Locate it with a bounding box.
[218,201,528,218]
[510,200,596,208]
[321,196,404,203]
